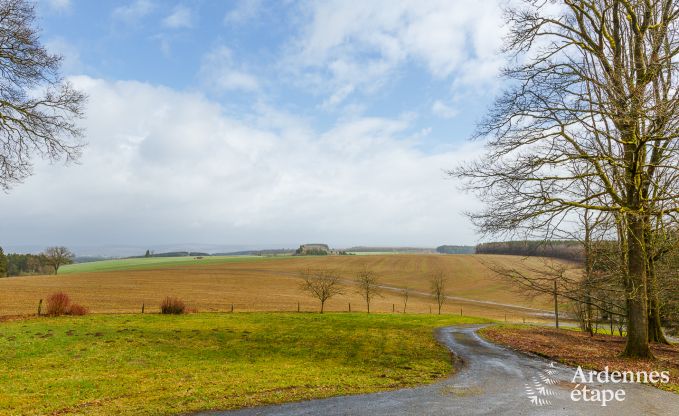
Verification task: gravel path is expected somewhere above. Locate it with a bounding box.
[197,325,679,415]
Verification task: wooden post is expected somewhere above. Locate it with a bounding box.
[504,313,507,322]
[349,303,351,312]
[392,304,395,313]
[297,302,300,312]
[142,303,145,314]
[231,304,234,313]
[429,306,432,314]
[37,299,43,316]
[460,307,462,316]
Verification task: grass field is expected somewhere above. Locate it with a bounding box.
[58,255,281,274]
[0,313,488,415]
[0,254,562,320]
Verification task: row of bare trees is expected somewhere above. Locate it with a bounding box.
[454,0,679,358]
[298,268,449,314]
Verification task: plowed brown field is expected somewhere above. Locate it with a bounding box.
[0,254,567,320]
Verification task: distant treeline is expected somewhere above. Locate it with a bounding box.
[475,240,584,262]
[4,253,53,276]
[436,245,475,254]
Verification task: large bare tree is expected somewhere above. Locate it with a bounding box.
[0,0,85,190]
[43,246,74,274]
[454,0,679,358]
[299,268,344,313]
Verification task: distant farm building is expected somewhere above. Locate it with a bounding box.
[295,244,333,255]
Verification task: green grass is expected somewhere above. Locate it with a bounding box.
[0,312,489,415]
[59,255,287,274]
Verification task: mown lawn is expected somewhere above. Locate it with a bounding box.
[0,313,488,415]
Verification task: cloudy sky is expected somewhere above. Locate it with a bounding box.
[2,0,507,255]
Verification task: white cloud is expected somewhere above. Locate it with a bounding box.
[163,5,194,29]
[112,0,155,23]
[290,0,506,105]
[1,76,483,248]
[432,100,458,119]
[199,46,259,92]
[224,0,262,25]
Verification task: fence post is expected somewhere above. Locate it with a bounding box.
[37,299,43,316]
[504,313,507,322]
[392,303,395,313]
[231,304,234,313]
[297,302,300,312]
[429,306,432,314]
[142,303,145,314]
[460,307,462,316]
[349,303,351,312]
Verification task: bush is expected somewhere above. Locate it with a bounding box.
[46,292,71,316]
[67,303,88,316]
[160,296,185,314]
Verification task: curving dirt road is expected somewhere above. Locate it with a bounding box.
[197,325,679,416]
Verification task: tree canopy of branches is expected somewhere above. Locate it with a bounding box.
[299,268,344,313]
[0,246,6,277]
[354,267,381,313]
[0,0,85,190]
[43,246,74,274]
[430,272,447,315]
[454,0,679,358]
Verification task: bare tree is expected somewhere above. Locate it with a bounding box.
[43,246,74,274]
[402,287,410,313]
[354,267,381,313]
[299,269,344,313]
[454,0,679,358]
[0,0,86,191]
[430,272,447,315]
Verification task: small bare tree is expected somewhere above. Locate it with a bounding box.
[355,267,381,313]
[402,287,410,313]
[430,272,447,315]
[43,246,74,274]
[299,269,343,313]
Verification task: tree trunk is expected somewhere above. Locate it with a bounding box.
[320,300,324,314]
[553,280,559,329]
[648,294,669,344]
[646,243,670,344]
[622,216,652,358]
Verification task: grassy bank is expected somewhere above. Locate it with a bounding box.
[0,312,488,415]
[479,325,679,394]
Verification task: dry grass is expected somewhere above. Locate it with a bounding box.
[0,254,559,321]
[480,325,679,393]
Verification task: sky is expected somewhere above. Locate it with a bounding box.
[1,0,508,255]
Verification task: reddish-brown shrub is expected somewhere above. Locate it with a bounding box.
[160,296,185,314]
[67,303,88,316]
[46,292,71,316]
